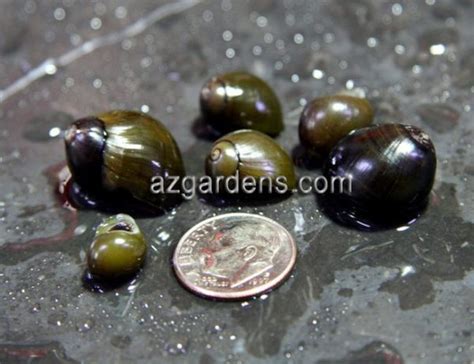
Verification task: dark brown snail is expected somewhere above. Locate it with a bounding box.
[205,130,296,193]
[200,71,284,136]
[64,110,185,211]
[299,95,374,156]
[320,124,437,230]
[87,214,147,280]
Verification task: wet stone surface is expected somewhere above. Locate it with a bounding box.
[0,0,473,363]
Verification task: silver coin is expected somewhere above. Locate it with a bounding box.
[172,213,297,300]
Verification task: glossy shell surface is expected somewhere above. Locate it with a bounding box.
[299,95,374,155]
[200,72,283,136]
[206,129,296,190]
[65,110,185,210]
[87,214,147,279]
[322,124,437,229]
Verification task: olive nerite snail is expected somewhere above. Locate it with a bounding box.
[87,214,147,280]
[205,129,296,193]
[320,124,437,229]
[299,95,374,156]
[64,110,185,211]
[200,71,284,136]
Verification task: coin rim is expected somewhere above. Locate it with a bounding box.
[172,213,297,300]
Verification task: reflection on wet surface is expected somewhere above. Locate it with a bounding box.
[318,341,404,364]
[0,341,79,364]
[0,0,473,363]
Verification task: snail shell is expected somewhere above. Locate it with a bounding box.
[299,95,374,156]
[205,129,296,191]
[321,124,437,229]
[200,71,283,136]
[64,110,185,210]
[87,214,147,280]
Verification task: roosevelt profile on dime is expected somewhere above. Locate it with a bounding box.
[198,222,281,288]
[173,213,296,300]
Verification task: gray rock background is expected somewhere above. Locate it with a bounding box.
[0,0,473,363]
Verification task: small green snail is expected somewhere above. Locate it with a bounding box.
[64,110,185,210]
[299,95,374,155]
[200,71,284,136]
[87,214,147,279]
[205,129,296,192]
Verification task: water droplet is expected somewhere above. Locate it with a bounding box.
[225,48,235,59]
[30,302,41,313]
[412,65,422,74]
[400,265,416,277]
[430,44,446,55]
[140,104,150,113]
[94,3,107,16]
[48,127,61,138]
[394,44,405,54]
[140,57,152,68]
[263,33,274,43]
[165,336,189,355]
[54,7,66,21]
[153,229,170,248]
[206,323,226,334]
[90,17,102,30]
[115,6,127,19]
[323,33,335,44]
[221,0,232,12]
[312,69,324,79]
[47,311,67,326]
[92,78,102,88]
[274,61,283,70]
[367,37,378,48]
[70,34,81,46]
[76,318,94,332]
[222,30,233,42]
[256,16,268,27]
[44,63,57,75]
[74,225,87,236]
[418,27,459,54]
[285,14,296,26]
[24,0,37,14]
[275,39,285,50]
[293,33,304,44]
[202,10,213,22]
[391,3,403,16]
[252,45,262,56]
[396,225,410,232]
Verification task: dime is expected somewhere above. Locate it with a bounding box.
[172,213,297,300]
